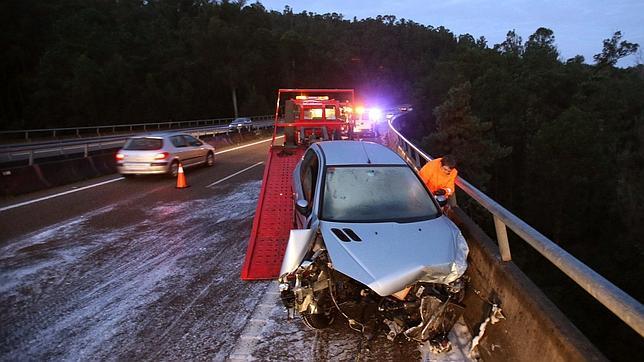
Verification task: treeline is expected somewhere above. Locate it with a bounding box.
[2,0,455,128]
[2,0,643,359]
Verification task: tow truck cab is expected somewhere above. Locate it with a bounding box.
[282,94,354,146]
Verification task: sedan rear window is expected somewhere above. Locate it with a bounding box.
[123,138,163,150]
[321,166,439,222]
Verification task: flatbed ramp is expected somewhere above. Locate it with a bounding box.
[241,146,305,280]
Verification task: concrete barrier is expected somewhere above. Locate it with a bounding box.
[90,153,117,175]
[38,158,99,187]
[0,165,50,196]
[449,207,606,361]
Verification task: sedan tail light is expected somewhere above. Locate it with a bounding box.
[154,152,170,160]
[115,153,125,161]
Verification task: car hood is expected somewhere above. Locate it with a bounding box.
[319,216,468,296]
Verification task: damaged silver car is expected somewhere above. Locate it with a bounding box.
[279,141,469,349]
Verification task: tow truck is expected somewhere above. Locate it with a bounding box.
[240,89,356,280]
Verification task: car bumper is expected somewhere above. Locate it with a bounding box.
[117,162,169,174]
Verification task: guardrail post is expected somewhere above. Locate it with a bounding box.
[414,151,421,169]
[53,130,56,138]
[25,131,29,141]
[29,150,34,166]
[493,215,512,261]
[77,129,80,137]
[84,144,89,158]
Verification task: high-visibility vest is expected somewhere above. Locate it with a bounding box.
[418,158,457,196]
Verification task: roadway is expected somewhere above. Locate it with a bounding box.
[0,136,471,360]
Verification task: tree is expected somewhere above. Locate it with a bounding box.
[420,82,511,189]
[524,27,558,62]
[494,29,524,57]
[593,31,639,67]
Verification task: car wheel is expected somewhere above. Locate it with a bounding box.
[205,152,214,167]
[168,161,179,178]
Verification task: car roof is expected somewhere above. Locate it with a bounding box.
[316,141,406,166]
[130,132,185,138]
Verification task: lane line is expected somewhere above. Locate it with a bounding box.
[0,177,124,212]
[206,161,264,188]
[228,282,278,360]
[1,135,281,212]
[214,135,283,155]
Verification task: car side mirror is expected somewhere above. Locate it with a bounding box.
[432,189,449,207]
[295,199,309,215]
[435,194,448,207]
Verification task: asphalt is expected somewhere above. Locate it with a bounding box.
[0,137,472,361]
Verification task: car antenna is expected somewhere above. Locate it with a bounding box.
[360,141,372,164]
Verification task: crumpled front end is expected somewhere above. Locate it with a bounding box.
[277,215,470,349]
[319,216,469,296]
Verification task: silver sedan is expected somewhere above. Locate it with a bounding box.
[116,132,215,177]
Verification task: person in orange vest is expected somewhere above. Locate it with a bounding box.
[418,155,458,197]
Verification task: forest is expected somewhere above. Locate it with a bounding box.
[2,0,643,359]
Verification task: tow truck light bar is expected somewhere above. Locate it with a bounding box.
[295,95,329,100]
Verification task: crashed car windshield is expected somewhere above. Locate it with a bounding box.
[321,165,439,222]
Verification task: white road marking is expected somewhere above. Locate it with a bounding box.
[206,162,264,188]
[0,178,125,212]
[228,282,279,361]
[215,135,283,155]
[1,135,281,212]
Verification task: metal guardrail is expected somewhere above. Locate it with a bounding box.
[386,116,644,337]
[0,115,274,142]
[0,117,274,166]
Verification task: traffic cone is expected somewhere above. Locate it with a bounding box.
[176,163,189,189]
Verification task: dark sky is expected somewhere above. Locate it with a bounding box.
[260,0,644,67]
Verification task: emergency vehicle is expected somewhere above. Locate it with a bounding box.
[352,105,382,137]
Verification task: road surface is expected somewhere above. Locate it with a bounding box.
[0,137,473,361]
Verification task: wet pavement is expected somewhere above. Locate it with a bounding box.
[0,139,475,361]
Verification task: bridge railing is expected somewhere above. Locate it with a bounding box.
[0,116,274,165]
[0,115,274,142]
[385,116,644,337]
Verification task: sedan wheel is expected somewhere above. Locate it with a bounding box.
[206,152,214,167]
[169,161,179,178]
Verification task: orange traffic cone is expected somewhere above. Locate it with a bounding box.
[176,163,189,189]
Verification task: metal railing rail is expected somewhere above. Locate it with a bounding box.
[386,116,644,337]
[0,115,274,141]
[1,119,274,165]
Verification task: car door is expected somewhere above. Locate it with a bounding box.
[294,148,320,229]
[169,135,191,164]
[183,135,207,165]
